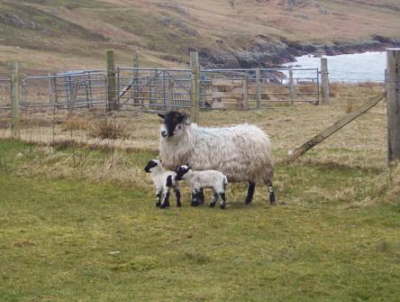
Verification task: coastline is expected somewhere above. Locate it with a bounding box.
[199,36,400,69]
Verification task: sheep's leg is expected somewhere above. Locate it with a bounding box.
[174,188,182,207]
[266,180,276,205]
[219,193,226,209]
[245,182,256,204]
[160,190,170,209]
[209,192,219,208]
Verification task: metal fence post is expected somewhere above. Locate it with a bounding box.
[255,68,261,109]
[289,66,295,105]
[132,50,139,104]
[11,62,21,138]
[190,51,200,123]
[320,58,330,105]
[106,50,118,111]
[242,76,249,110]
[386,48,400,164]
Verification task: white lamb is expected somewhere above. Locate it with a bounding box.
[144,159,181,209]
[158,111,275,206]
[175,165,228,209]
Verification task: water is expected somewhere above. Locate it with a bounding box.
[283,51,386,83]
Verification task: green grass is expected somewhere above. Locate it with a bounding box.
[1,139,400,301]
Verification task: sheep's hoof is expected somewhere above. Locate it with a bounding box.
[209,202,216,208]
[191,200,200,207]
[155,202,161,207]
[160,203,169,209]
[177,203,182,207]
[220,204,226,209]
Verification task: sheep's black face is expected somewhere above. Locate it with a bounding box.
[144,159,159,173]
[175,165,190,180]
[159,111,187,138]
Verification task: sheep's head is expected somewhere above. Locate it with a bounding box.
[158,111,189,138]
[144,159,161,173]
[175,164,191,180]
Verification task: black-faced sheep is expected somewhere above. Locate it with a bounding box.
[158,111,275,206]
[144,159,181,209]
[176,165,228,209]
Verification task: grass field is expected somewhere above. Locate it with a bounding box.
[1,83,400,301]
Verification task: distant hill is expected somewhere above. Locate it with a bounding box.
[0,0,399,73]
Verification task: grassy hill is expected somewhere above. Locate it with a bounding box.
[0,0,400,73]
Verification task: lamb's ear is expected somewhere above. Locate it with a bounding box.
[182,114,191,125]
[158,113,165,119]
[177,112,188,123]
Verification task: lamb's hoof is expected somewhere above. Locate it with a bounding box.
[177,203,182,208]
[209,203,216,208]
[155,202,161,207]
[220,204,226,209]
[160,203,169,209]
[191,201,200,207]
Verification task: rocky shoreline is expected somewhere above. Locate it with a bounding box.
[199,35,400,69]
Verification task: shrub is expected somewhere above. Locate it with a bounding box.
[89,118,129,140]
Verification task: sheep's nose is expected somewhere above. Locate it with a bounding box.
[161,130,168,137]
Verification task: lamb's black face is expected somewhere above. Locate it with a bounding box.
[159,111,187,138]
[175,165,190,180]
[144,159,159,173]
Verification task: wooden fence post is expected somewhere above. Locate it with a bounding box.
[106,50,118,111]
[11,62,21,138]
[255,68,261,109]
[386,48,400,164]
[285,94,384,163]
[320,57,330,105]
[190,51,200,123]
[288,66,295,105]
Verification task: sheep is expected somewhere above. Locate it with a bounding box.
[176,165,228,209]
[158,111,275,207]
[144,159,181,209]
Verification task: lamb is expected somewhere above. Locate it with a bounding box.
[144,159,181,209]
[158,111,275,206]
[175,165,228,209]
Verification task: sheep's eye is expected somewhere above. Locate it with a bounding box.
[176,125,182,130]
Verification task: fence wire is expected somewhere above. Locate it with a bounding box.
[2,65,386,151]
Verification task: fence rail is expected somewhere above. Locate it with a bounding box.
[0,64,321,114]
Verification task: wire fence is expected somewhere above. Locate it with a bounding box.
[0,62,386,153]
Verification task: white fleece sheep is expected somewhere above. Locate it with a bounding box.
[158,111,275,206]
[176,165,228,209]
[144,159,181,209]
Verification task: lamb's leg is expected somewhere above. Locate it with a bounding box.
[155,191,162,207]
[160,190,170,209]
[245,181,256,204]
[174,188,182,207]
[191,189,201,207]
[198,188,205,205]
[219,192,226,209]
[209,192,219,208]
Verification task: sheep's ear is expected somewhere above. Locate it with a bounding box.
[158,113,165,119]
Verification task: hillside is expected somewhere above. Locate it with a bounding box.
[0,0,400,73]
